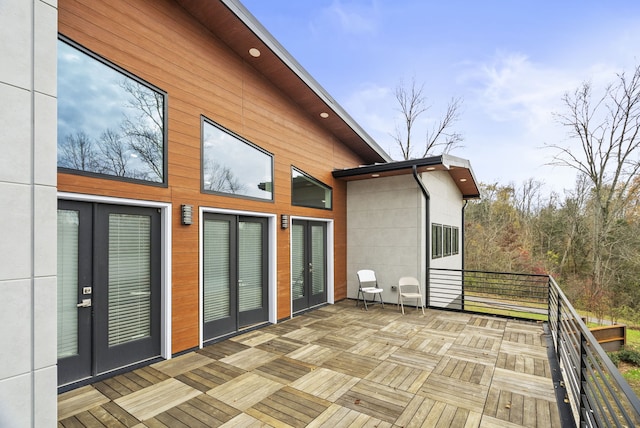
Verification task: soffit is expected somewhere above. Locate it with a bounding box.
[332,155,481,200]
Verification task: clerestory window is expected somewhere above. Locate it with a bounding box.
[201,117,274,201]
[291,167,332,209]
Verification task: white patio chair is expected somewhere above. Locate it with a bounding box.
[356,269,384,310]
[397,276,425,315]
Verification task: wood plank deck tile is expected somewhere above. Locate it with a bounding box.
[253,356,315,384]
[330,324,378,341]
[175,360,246,392]
[218,412,274,427]
[418,372,489,413]
[256,336,308,355]
[404,334,454,355]
[491,367,555,398]
[184,393,242,425]
[365,361,430,394]
[345,338,398,360]
[306,403,392,428]
[286,343,341,366]
[446,343,499,365]
[432,356,493,386]
[387,347,440,371]
[91,402,138,427]
[496,352,550,378]
[219,346,279,371]
[228,330,278,347]
[197,339,250,360]
[150,352,213,377]
[131,366,170,386]
[312,333,359,350]
[335,379,414,424]
[321,350,381,378]
[282,326,330,343]
[246,386,331,428]
[380,320,423,337]
[113,378,201,421]
[58,386,111,420]
[289,368,360,402]
[207,372,283,411]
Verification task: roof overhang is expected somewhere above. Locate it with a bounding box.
[332,154,481,199]
[175,0,391,165]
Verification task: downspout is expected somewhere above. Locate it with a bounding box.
[461,200,468,311]
[412,165,430,307]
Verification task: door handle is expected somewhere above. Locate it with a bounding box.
[77,298,92,308]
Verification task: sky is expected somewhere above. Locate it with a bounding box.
[239,0,640,196]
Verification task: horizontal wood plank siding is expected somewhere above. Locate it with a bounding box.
[58,0,366,354]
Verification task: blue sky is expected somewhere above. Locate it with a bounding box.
[240,0,640,196]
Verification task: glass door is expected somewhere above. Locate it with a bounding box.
[57,201,161,386]
[203,214,268,341]
[292,220,327,313]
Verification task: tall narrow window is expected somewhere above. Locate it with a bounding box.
[291,167,332,209]
[202,118,273,200]
[432,224,443,259]
[57,37,167,184]
[443,226,453,257]
[57,210,79,358]
[452,227,459,255]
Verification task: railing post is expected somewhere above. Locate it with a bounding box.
[556,287,562,359]
[461,269,465,311]
[579,331,587,427]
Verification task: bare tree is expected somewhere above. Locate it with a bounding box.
[549,64,640,311]
[120,79,164,182]
[203,158,246,194]
[98,129,129,177]
[392,77,463,160]
[58,131,101,172]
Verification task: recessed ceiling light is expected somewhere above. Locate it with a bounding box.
[460,178,467,182]
[320,112,329,118]
[249,48,261,58]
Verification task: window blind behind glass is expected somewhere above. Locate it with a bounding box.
[57,209,79,358]
[203,219,230,322]
[238,221,262,312]
[292,223,305,299]
[108,214,152,346]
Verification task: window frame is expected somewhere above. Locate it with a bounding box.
[291,166,333,210]
[443,225,453,257]
[200,116,275,202]
[432,223,443,259]
[57,35,168,187]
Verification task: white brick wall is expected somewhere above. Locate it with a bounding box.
[0,0,58,426]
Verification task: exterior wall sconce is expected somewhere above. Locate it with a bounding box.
[181,204,193,225]
[281,214,289,229]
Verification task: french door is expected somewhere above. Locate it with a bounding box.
[203,214,269,341]
[57,200,161,386]
[292,220,327,313]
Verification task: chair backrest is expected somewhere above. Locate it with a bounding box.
[398,276,420,293]
[357,269,377,288]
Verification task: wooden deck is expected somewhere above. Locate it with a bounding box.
[58,301,562,427]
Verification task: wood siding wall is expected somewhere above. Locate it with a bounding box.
[58,0,365,354]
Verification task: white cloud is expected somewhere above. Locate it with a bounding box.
[315,0,380,35]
